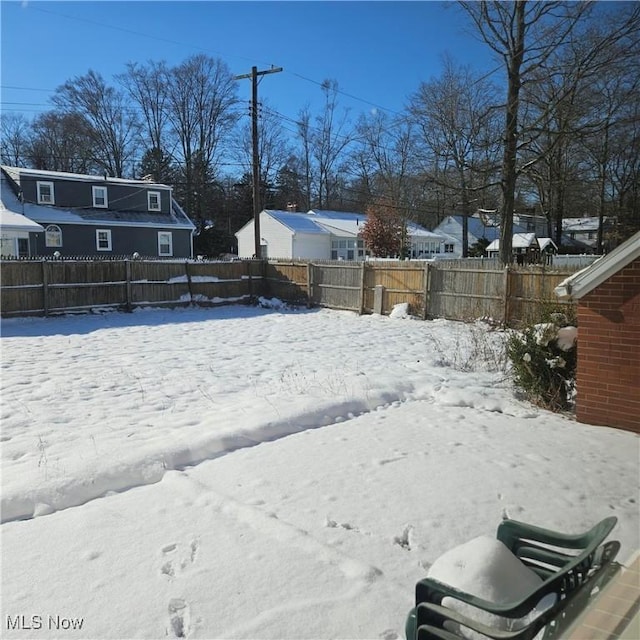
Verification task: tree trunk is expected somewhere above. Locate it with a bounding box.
[499,1,526,265]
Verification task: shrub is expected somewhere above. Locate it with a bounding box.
[506,315,577,412]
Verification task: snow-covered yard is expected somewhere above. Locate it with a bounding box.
[1,303,638,639]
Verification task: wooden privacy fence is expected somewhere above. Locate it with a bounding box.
[1,258,578,324]
[261,260,578,325]
[0,259,265,317]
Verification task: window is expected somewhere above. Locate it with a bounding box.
[37,181,55,205]
[17,238,29,258]
[92,186,108,208]
[148,191,161,211]
[45,224,62,248]
[444,244,454,253]
[158,231,173,256]
[96,229,112,251]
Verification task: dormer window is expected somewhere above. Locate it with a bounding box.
[92,185,108,208]
[148,191,161,211]
[37,181,55,205]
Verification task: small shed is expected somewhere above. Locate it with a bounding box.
[555,231,640,433]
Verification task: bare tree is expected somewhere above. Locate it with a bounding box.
[236,100,293,208]
[311,80,354,209]
[0,112,30,166]
[409,55,501,255]
[118,60,175,181]
[460,1,592,263]
[296,107,313,210]
[28,111,95,173]
[165,54,239,223]
[52,70,140,177]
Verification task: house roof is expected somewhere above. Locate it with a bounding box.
[0,167,194,230]
[562,216,611,233]
[555,231,640,300]
[1,165,169,190]
[436,215,528,242]
[0,208,44,232]
[538,237,558,252]
[486,233,538,252]
[265,210,328,235]
[258,210,441,240]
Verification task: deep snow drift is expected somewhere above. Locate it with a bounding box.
[1,303,637,639]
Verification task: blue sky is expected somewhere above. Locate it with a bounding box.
[1,1,499,124]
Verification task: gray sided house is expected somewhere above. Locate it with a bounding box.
[0,166,195,259]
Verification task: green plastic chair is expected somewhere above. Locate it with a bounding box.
[405,516,620,640]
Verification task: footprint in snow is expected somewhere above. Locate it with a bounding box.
[168,598,190,638]
[160,539,199,579]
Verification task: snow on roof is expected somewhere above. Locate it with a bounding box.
[538,237,558,252]
[1,165,169,189]
[266,211,328,235]
[267,210,438,239]
[0,209,44,232]
[562,217,607,232]
[0,167,194,229]
[486,233,537,252]
[555,231,640,300]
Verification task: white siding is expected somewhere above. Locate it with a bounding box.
[259,213,295,258]
[236,222,256,258]
[293,234,330,259]
[236,212,295,258]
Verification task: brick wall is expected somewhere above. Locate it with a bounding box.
[577,258,640,433]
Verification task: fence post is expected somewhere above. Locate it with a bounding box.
[373,284,384,315]
[503,266,512,325]
[184,260,193,304]
[125,260,133,312]
[358,261,366,314]
[245,260,252,299]
[306,262,313,308]
[422,263,431,320]
[42,259,50,317]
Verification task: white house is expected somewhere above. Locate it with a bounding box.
[0,209,44,258]
[562,216,614,251]
[236,209,445,260]
[1,173,45,257]
[433,214,510,258]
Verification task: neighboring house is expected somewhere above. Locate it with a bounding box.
[235,209,444,260]
[486,234,558,262]
[0,207,44,258]
[0,166,196,258]
[555,231,640,433]
[433,214,527,258]
[513,213,549,236]
[562,216,614,252]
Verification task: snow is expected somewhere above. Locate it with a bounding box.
[426,536,555,639]
[1,303,638,639]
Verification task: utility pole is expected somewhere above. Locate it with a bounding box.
[234,65,283,258]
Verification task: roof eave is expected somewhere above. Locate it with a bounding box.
[554,231,640,300]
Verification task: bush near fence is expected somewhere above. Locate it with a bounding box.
[0,258,578,325]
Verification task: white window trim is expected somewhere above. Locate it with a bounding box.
[148,191,161,211]
[158,231,173,256]
[92,185,108,208]
[37,181,55,205]
[45,224,62,248]
[96,229,112,252]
